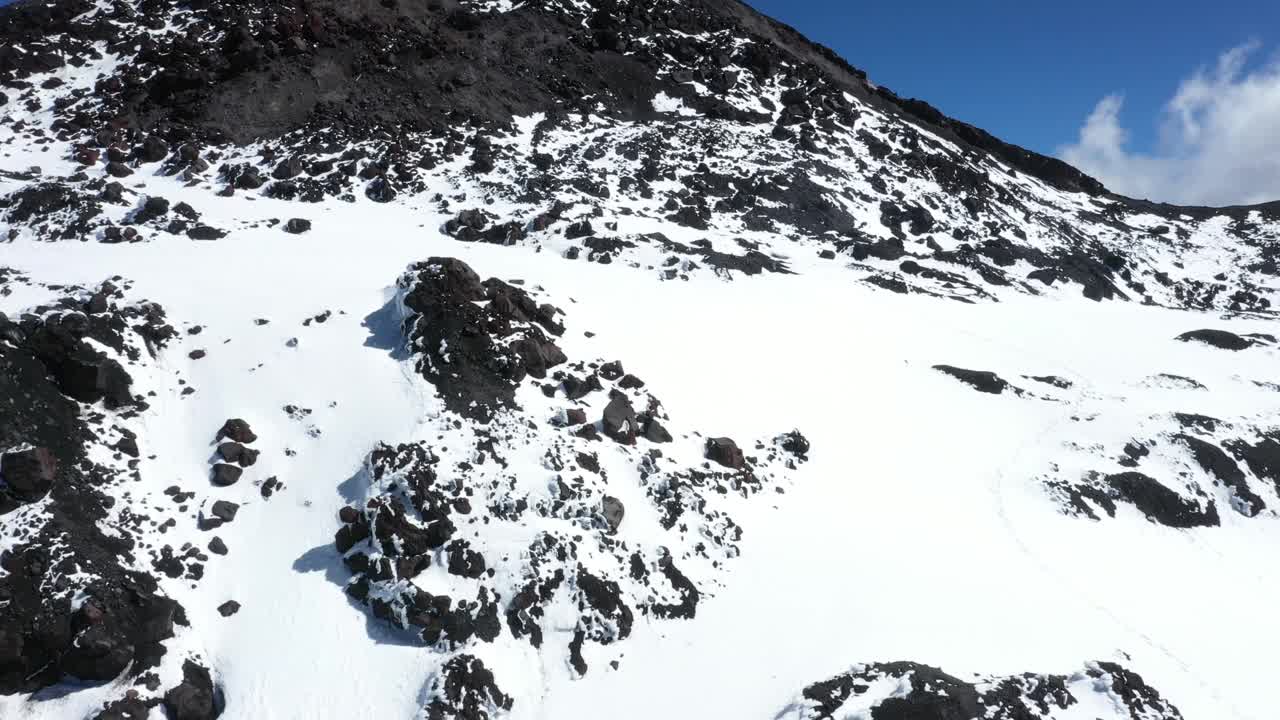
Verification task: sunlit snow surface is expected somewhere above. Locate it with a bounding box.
[1,184,1277,718]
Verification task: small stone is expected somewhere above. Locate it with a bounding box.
[217,600,240,617]
[208,537,228,555]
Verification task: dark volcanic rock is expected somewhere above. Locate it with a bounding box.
[705,437,745,469]
[216,419,257,444]
[187,225,226,241]
[780,430,811,460]
[602,395,637,444]
[1106,471,1219,528]
[0,445,58,503]
[1176,329,1258,351]
[601,495,625,533]
[163,660,223,720]
[283,218,311,234]
[217,442,259,467]
[933,365,1010,394]
[1174,434,1264,516]
[210,500,239,523]
[210,464,243,487]
[793,660,1183,720]
[1228,433,1280,494]
[0,289,183,696]
[424,655,512,720]
[399,258,564,422]
[208,537,228,555]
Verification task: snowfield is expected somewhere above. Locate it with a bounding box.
[3,195,1279,718]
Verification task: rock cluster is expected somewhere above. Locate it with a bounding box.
[785,660,1183,720]
[334,257,809,715]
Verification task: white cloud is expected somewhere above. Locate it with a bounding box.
[1058,43,1280,207]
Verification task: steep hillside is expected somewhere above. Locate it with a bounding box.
[1,1,1278,719]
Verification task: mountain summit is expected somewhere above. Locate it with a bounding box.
[1,1,1277,719]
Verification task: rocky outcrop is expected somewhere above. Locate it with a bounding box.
[783,660,1183,719]
[337,257,808,716]
[0,282,187,695]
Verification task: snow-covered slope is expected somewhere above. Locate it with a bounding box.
[1,1,1278,719]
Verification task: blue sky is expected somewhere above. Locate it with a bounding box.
[745,1,1275,157]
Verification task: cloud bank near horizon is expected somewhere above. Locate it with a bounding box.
[1059,43,1280,207]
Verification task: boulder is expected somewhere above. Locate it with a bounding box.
[210,500,239,523]
[780,430,810,459]
[641,416,672,443]
[1,446,57,502]
[216,419,257,444]
[283,218,311,234]
[133,196,170,223]
[187,225,226,241]
[705,437,745,469]
[210,464,242,487]
[163,661,222,720]
[932,365,1010,394]
[217,442,259,467]
[445,540,486,578]
[366,177,396,203]
[601,495,624,533]
[136,135,169,163]
[272,156,303,180]
[1176,329,1256,351]
[61,624,133,682]
[602,395,637,444]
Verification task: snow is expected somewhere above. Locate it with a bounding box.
[2,185,1277,717]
